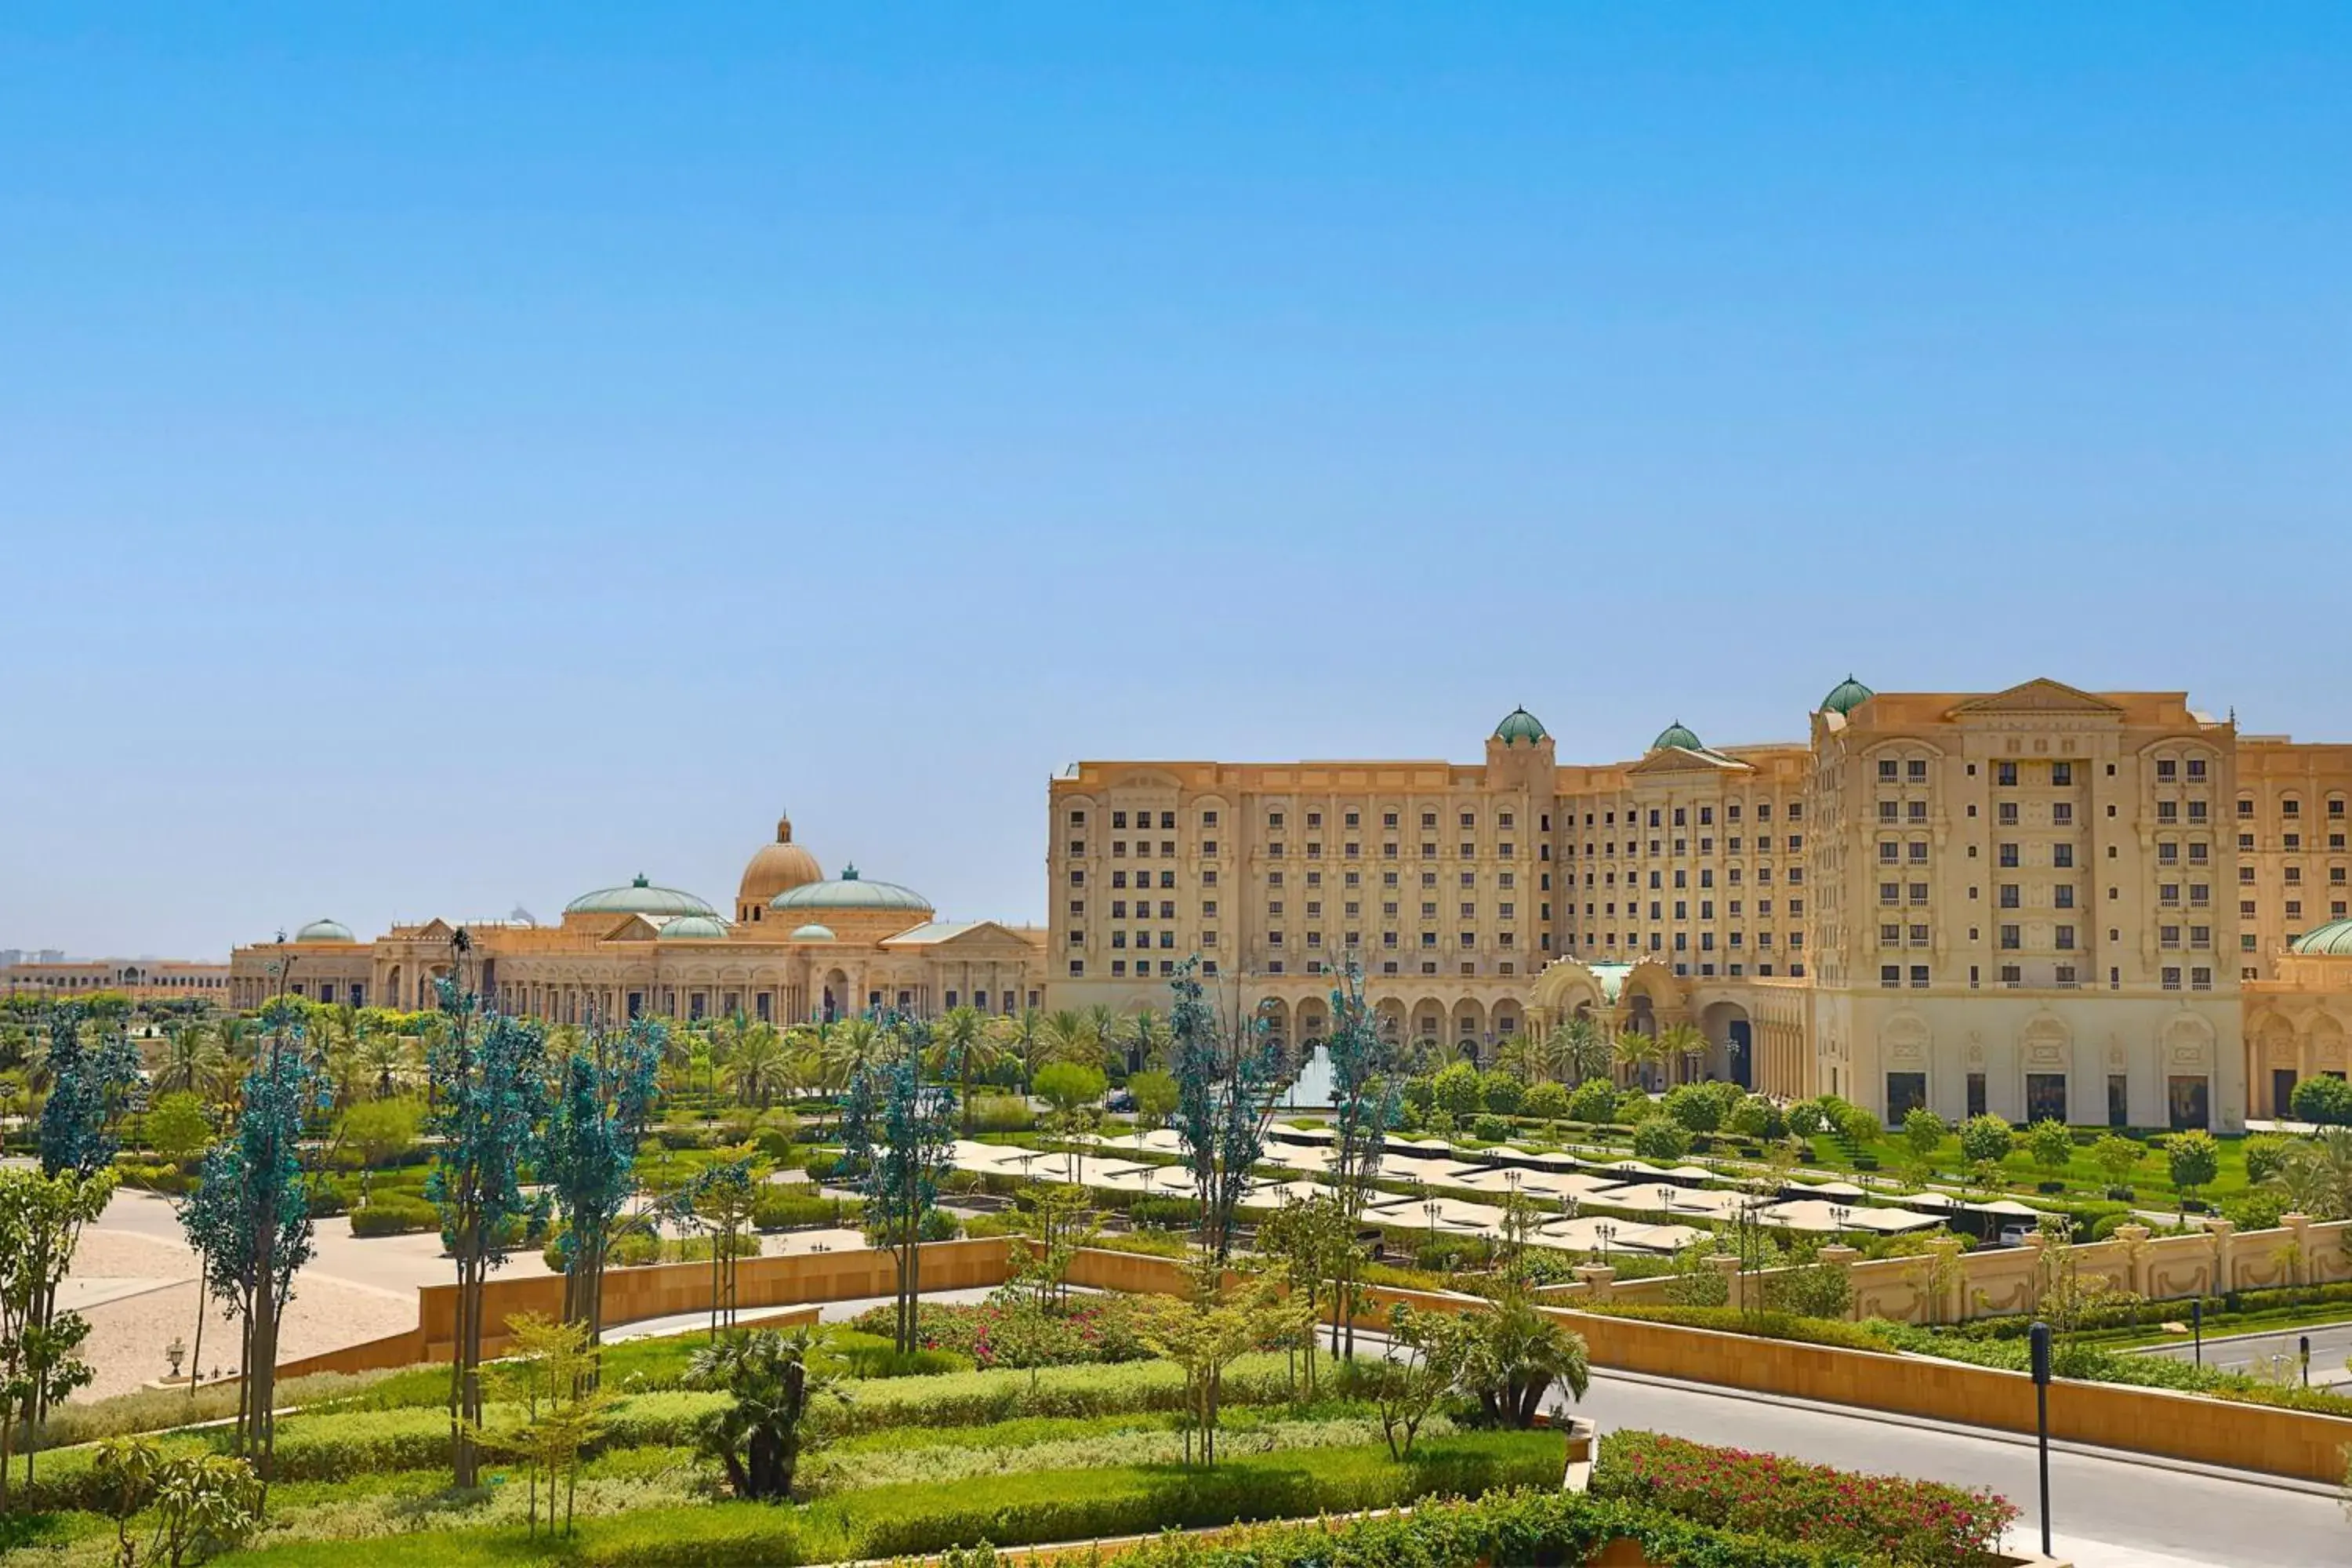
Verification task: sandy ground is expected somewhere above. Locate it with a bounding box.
[69,1224,422,1400]
[64,1192,877,1401]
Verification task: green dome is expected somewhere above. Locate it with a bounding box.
[292,919,356,944]
[769,863,932,916]
[1821,675,1875,717]
[656,914,733,941]
[1651,720,1703,753]
[789,923,837,942]
[565,874,717,918]
[2289,919,2352,957]
[1492,706,1548,746]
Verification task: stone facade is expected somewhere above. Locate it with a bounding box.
[1055,677,2352,1128]
[227,815,1048,1028]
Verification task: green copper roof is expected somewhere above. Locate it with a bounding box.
[1821,675,1875,717]
[564,874,717,918]
[656,913,733,941]
[1492,706,1548,746]
[2290,919,2352,957]
[769,864,933,915]
[789,923,837,942]
[1651,720,1703,753]
[292,919,357,944]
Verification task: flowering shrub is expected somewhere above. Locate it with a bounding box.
[848,1296,1152,1369]
[1595,1430,2018,1566]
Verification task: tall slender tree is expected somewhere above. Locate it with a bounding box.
[423,943,551,1489]
[928,1005,1004,1135]
[543,1011,664,1352]
[840,1020,956,1354]
[1320,962,1401,1356]
[177,998,329,1490]
[1166,959,1283,1261]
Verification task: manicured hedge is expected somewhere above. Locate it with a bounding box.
[349,1194,440,1236]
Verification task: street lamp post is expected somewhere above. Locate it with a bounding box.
[1595,1221,1616,1261]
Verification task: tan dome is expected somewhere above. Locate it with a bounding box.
[738,813,825,910]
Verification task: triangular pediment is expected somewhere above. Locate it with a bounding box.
[1947,679,2124,718]
[412,918,457,940]
[880,919,1040,951]
[599,914,662,942]
[1627,746,1751,777]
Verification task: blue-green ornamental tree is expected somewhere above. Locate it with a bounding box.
[423,949,551,1489]
[1321,961,1402,1355]
[1167,958,1284,1261]
[177,998,330,1485]
[840,1017,955,1354]
[38,1002,142,1181]
[543,1012,665,1348]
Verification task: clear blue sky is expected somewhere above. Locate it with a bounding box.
[3,5,2347,959]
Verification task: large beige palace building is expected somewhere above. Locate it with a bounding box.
[1050,677,2352,1132]
[227,815,1049,1029]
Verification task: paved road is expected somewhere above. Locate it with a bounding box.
[2140,1320,2352,1392]
[1570,1369,2343,1568]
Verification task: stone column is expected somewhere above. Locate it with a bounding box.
[2282,1211,2311,1287]
[1705,1251,1743,1309]
[2114,1224,2151,1296]
[1818,1243,1863,1319]
[1572,1263,1616,1304]
[2209,1218,2237,1293]
[1927,1234,1969,1324]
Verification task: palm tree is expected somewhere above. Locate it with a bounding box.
[725,1023,789,1111]
[1554,1015,1612,1087]
[355,1025,416,1101]
[1657,1022,1708,1087]
[1040,1010,1098,1073]
[684,1327,833,1501]
[1461,1288,1592,1428]
[818,1017,886,1091]
[1121,1008,1171,1073]
[2272,1128,2352,1221]
[927,1005,1005,1135]
[1005,1007,1045,1089]
[157,1021,228,1098]
[1083,1004,1122,1070]
[1613,1029,1666,1094]
[1493,1032,1549,1083]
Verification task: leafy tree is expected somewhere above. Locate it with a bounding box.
[1479,1069,1524,1116]
[1567,1078,1620,1126]
[686,1327,837,1501]
[1520,1080,1570,1122]
[1631,1116,1692,1163]
[542,1014,662,1347]
[1126,1069,1179,1132]
[2165,1129,2221,1218]
[1134,1253,1298,1467]
[1165,959,1283,1261]
[840,1025,956,1354]
[1457,1286,1592,1428]
[2089,1134,2144,1192]
[1664,1083,1722,1134]
[93,1437,262,1567]
[1901,1107,1947,1163]
[1003,1182,1096,1313]
[422,960,552,1488]
[1255,1192,1354,1397]
[2241,1133,2296,1187]
[2026,1119,2075,1183]
[39,1001,141,1179]
[334,1097,421,1171]
[1729,1094,1787,1141]
[143,1094,212,1167]
[177,1000,329,1483]
[1033,1060,1107,1182]
[2290,1075,2352,1127]
[0,1166,113,1499]
[688,1154,760,1337]
[1958,1113,2015,1168]
[1372,1301,1471,1461]
[1428,1060,1483,1121]
[484,1314,612,1536]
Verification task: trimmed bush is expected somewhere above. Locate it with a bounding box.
[1594,1429,2017,1566]
[2291,1074,2352,1127]
[1566,1078,1620,1126]
[1584,1304,1893,1354]
[1629,1116,1691,1163]
[348,1194,439,1237]
[1519,1081,1570,1121]
[751,1189,857,1231]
